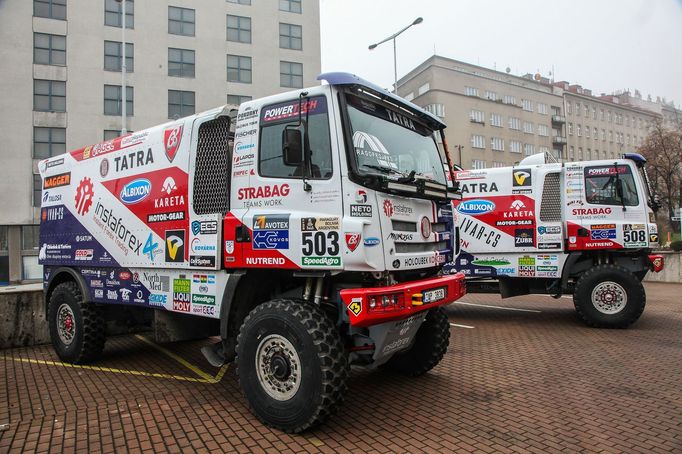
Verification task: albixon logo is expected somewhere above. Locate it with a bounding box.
[457,199,495,216]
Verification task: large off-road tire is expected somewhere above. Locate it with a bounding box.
[573,264,646,328]
[385,307,450,377]
[48,281,106,363]
[236,299,349,433]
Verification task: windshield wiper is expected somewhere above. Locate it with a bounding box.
[362,164,405,176]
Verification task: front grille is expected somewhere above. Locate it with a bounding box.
[392,220,417,232]
[540,172,562,222]
[395,241,447,253]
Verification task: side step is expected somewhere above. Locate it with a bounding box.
[201,342,226,368]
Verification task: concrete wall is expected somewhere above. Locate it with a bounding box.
[644,251,682,283]
[0,290,50,349]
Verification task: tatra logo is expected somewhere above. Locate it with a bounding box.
[114,148,154,172]
[164,125,183,162]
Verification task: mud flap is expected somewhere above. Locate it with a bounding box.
[367,312,427,367]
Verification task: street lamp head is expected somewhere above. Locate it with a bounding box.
[413,17,423,25]
[368,44,378,50]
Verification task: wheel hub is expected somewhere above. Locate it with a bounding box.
[57,303,76,346]
[591,281,627,314]
[255,334,301,401]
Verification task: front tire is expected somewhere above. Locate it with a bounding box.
[236,299,349,433]
[573,264,646,328]
[385,307,450,377]
[48,281,106,363]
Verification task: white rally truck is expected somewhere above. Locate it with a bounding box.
[443,152,664,328]
[39,73,465,432]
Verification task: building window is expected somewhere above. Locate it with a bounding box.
[104,130,121,141]
[508,117,520,130]
[523,121,534,134]
[279,23,302,50]
[227,0,251,4]
[509,140,522,153]
[104,85,133,116]
[227,54,252,83]
[471,159,486,170]
[465,86,479,97]
[539,146,550,155]
[566,102,572,114]
[485,90,497,101]
[593,127,598,139]
[607,111,612,122]
[280,61,303,88]
[503,95,516,105]
[105,0,134,29]
[575,102,580,116]
[417,83,430,96]
[227,15,251,43]
[33,127,66,158]
[470,110,485,124]
[424,104,445,118]
[227,94,252,105]
[279,0,301,13]
[168,90,195,118]
[22,226,40,251]
[585,126,590,138]
[601,129,605,141]
[586,149,591,160]
[538,103,548,115]
[524,143,534,156]
[490,114,502,127]
[569,146,575,160]
[168,6,195,36]
[492,161,505,168]
[584,105,589,117]
[104,41,134,72]
[33,174,42,207]
[491,137,504,151]
[403,92,414,101]
[578,147,583,160]
[34,33,66,66]
[592,107,597,120]
[168,48,195,78]
[34,80,65,112]
[34,0,66,20]
[537,124,549,137]
[521,99,533,112]
[567,122,573,135]
[577,124,581,137]
[609,131,613,142]
[471,135,485,149]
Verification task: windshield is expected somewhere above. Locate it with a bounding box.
[345,93,447,185]
[584,165,639,206]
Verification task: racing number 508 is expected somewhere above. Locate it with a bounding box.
[302,231,339,256]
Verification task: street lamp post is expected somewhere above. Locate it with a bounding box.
[116,0,127,135]
[368,17,423,93]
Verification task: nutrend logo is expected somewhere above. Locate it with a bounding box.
[75,177,94,215]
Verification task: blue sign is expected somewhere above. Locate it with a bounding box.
[364,237,380,247]
[457,199,495,216]
[191,220,201,235]
[120,179,151,204]
[590,229,616,240]
[253,230,289,249]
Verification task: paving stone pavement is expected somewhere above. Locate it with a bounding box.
[1,282,681,453]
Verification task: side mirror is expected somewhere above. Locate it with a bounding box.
[282,127,303,166]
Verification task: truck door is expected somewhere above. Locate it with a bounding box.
[187,112,233,271]
[230,92,344,270]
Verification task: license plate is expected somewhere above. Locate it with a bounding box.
[423,287,446,303]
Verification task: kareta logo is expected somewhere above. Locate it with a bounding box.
[120,179,151,204]
[457,199,495,216]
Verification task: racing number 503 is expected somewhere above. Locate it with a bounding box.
[302,231,339,256]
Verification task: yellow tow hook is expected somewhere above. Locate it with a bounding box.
[412,293,424,306]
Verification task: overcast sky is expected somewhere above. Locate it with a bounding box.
[320,0,682,106]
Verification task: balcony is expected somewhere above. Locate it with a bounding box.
[552,135,568,145]
[551,115,566,124]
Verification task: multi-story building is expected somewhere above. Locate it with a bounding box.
[0,0,321,284]
[397,55,567,170]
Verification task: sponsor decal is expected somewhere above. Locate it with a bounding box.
[100,158,109,177]
[172,278,191,312]
[165,230,185,263]
[513,169,532,187]
[93,200,143,256]
[143,233,160,261]
[586,166,628,176]
[41,206,64,222]
[143,272,170,292]
[233,153,255,169]
[347,297,362,316]
[46,158,64,169]
[74,249,93,261]
[253,214,290,250]
[623,224,647,247]
[232,169,249,178]
[387,110,416,130]
[43,172,71,189]
[75,178,95,215]
[237,184,290,200]
[119,288,132,302]
[191,220,218,235]
[350,204,372,217]
[457,199,495,216]
[514,228,535,247]
[538,243,562,249]
[590,223,616,240]
[147,211,185,223]
[191,238,216,253]
[538,226,561,234]
[235,142,256,153]
[190,255,215,267]
[162,176,177,195]
[518,256,535,266]
[225,240,235,254]
[356,190,368,203]
[237,108,259,121]
[94,289,104,299]
[496,219,533,227]
[364,237,380,247]
[300,217,340,231]
[388,232,413,241]
[107,290,118,301]
[42,191,62,205]
[345,233,361,252]
[164,125,183,162]
[459,182,498,194]
[471,258,511,266]
[301,256,341,266]
[149,294,167,307]
[460,218,501,247]
[383,200,394,217]
[572,207,612,216]
[192,294,215,305]
[114,148,154,172]
[496,267,516,274]
[119,271,131,280]
[120,179,151,204]
[245,257,285,265]
[235,128,257,139]
[262,98,323,123]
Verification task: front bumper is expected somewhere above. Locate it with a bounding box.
[340,272,466,327]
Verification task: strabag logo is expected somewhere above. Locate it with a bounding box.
[165,230,185,263]
[43,172,71,189]
[572,207,612,216]
[164,125,183,162]
[237,184,290,200]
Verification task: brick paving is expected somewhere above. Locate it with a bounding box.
[1,282,681,453]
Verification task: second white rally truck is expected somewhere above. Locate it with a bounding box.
[39,73,466,432]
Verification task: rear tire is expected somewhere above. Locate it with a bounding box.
[573,264,646,328]
[236,299,349,433]
[48,281,106,363]
[385,307,450,377]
